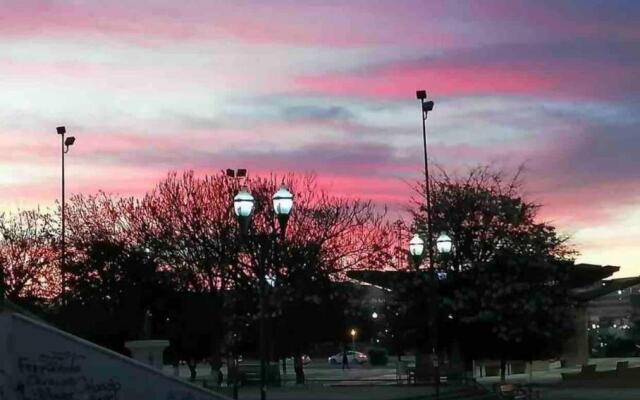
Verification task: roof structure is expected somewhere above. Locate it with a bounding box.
[347,263,635,303]
[573,276,640,302]
[567,263,620,289]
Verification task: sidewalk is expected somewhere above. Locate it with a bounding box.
[208,385,436,400]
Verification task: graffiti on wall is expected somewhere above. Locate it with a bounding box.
[15,351,121,400]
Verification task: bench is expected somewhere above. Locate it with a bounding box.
[227,363,281,387]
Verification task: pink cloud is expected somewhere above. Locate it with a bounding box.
[0,1,457,48]
[295,57,638,100]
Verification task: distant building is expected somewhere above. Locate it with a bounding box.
[585,278,640,328]
[349,263,640,369]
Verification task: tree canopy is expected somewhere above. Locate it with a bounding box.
[399,165,578,372]
[4,171,392,381]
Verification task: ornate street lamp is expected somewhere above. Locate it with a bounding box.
[233,187,254,236]
[233,184,294,400]
[409,233,425,268]
[436,232,452,254]
[272,185,293,238]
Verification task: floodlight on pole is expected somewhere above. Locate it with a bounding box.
[227,168,248,178]
[56,125,74,304]
[415,89,440,400]
[423,100,434,112]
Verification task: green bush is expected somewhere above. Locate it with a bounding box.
[368,348,389,366]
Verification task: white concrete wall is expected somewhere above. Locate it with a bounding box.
[0,312,228,400]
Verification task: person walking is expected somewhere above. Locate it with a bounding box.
[341,345,350,370]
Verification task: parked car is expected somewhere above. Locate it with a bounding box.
[328,351,368,365]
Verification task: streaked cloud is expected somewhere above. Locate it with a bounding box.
[0,0,639,275]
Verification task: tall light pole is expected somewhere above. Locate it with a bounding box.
[415,90,435,267]
[56,126,75,302]
[416,89,439,399]
[233,184,293,400]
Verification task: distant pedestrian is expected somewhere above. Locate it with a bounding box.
[342,348,349,370]
[217,369,224,387]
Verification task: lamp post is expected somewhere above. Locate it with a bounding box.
[350,328,357,351]
[272,186,293,239]
[409,234,425,268]
[227,168,247,400]
[436,233,452,256]
[415,90,435,267]
[409,229,450,399]
[416,90,439,398]
[233,184,293,400]
[56,126,75,302]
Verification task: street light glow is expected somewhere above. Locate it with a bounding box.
[233,187,254,217]
[372,312,378,319]
[266,274,276,287]
[436,232,452,254]
[350,328,356,337]
[272,185,294,216]
[409,234,424,257]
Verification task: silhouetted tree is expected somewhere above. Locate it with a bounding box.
[412,165,574,269]
[404,165,576,378]
[226,174,394,383]
[55,193,170,352]
[0,209,57,302]
[453,251,574,380]
[54,171,393,383]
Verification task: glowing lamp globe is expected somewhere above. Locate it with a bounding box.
[234,188,254,218]
[272,186,294,216]
[409,234,424,257]
[436,232,452,254]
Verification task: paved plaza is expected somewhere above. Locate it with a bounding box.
[162,357,640,399]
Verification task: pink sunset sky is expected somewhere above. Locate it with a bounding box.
[1,1,639,276]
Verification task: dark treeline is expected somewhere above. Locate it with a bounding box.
[1,165,605,383]
[0,171,394,382]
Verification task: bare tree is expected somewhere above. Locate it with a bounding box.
[0,209,57,301]
[411,164,575,270]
